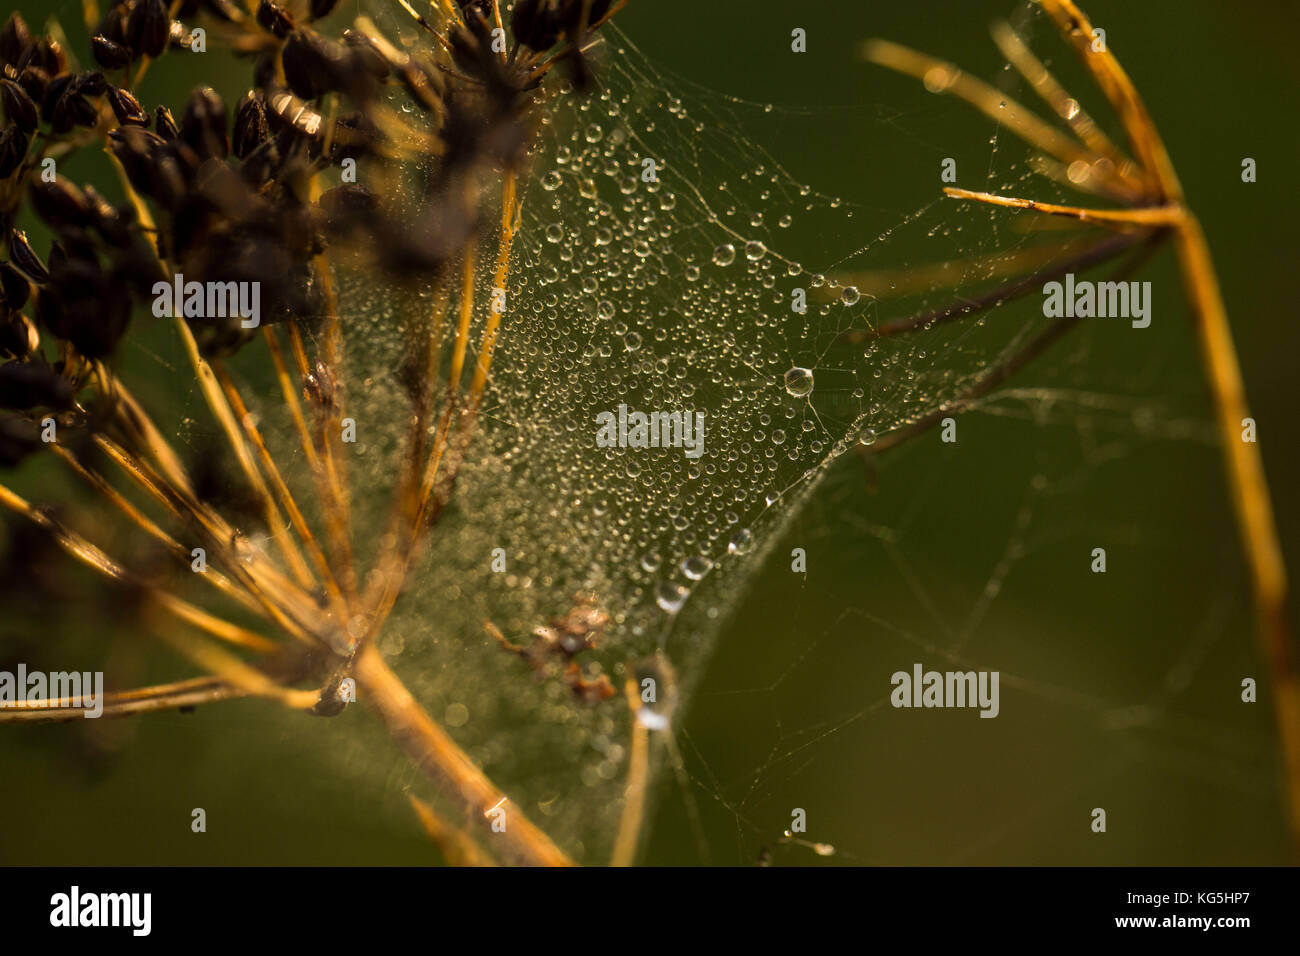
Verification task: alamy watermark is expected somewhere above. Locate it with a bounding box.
[152,273,261,328]
[1042,272,1151,328]
[50,886,150,936]
[0,663,104,718]
[595,404,705,459]
[890,663,1000,718]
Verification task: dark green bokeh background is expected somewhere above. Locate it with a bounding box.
[1,0,1296,864]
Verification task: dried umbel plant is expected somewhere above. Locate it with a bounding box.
[0,0,1293,866]
[0,0,626,866]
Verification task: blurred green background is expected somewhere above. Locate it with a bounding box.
[0,0,1296,865]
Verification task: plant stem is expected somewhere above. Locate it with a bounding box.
[352,643,575,866]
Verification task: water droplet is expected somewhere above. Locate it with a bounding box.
[858,427,877,446]
[545,223,564,243]
[841,285,860,306]
[744,240,767,261]
[624,331,642,351]
[784,366,814,398]
[728,528,755,555]
[541,170,562,191]
[656,581,689,614]
[681,556,713,580]
[685,264,700,281]
[712,243,736,266]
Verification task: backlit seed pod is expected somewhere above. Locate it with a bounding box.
[0,262,30,309]
[30,177,94,230]
[0,13,33,66]
[1,79,38,134]
[8,231,49,285]
[180,87,228,159]
[91,35,133,70]
[0,311,39,360]
[232,92,269,159]
[0,126,28,178]
[106,86,149,126]
[256,0,295,38]
[154,105,179,140]
[0,360,73,410]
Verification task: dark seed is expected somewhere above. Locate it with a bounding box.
[1,78,38,134]
[0,413,41,467]
[512,0,564,51]
[74,71,110,97]
[30,177,94,230]
[34,38,68,77]
[256,0,295,38]
[232,92,268,158]
[282,30,347,100]
[154,104,179,140]
[0,360,74,410]
[0,261,30,308]
[106,85,149,126]
[309,0,340,20]
[136,0,171,59]
[8,230,49,285]
[180,86,228,160]
[0,13,33,66]
[91,35,133,70]
[0,311,38,359]
[0,126,28,178]
[17,66,50,106]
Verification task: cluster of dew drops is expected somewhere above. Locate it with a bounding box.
[497,69,893,635]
